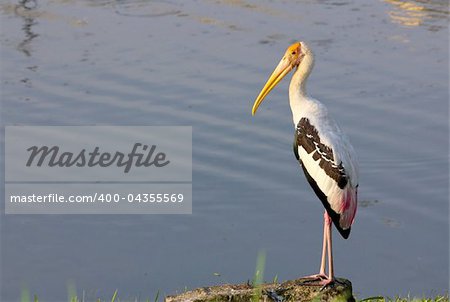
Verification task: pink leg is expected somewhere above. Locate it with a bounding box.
[303,212,329,281]
[319,212,328,275]
[319,212,335,288]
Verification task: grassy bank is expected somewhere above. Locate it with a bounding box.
[20,289,449,302]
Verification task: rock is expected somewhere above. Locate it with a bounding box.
[165,277,355,302]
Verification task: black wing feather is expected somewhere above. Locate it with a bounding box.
[294,117,351,239]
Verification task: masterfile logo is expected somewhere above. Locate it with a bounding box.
[5,126,192,214]
[6,126,191,182]
[25,143,170,173]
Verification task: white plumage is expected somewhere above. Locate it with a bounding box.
[296,99,358,229]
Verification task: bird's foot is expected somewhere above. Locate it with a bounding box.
[304,273,328,280]
[299,273,329,284]
[319,278,335,291]
[318,278,346,291]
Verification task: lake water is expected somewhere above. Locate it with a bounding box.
[1,0,449,301]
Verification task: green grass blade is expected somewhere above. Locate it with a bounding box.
[359,297,385,302]
[67,280,77,302]
[21,287,30,302]
[154,290,160,302]
[252,250,266,302]
[111,289,118,302]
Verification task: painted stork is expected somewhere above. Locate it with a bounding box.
[251,42,358,287]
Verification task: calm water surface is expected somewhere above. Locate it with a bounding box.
[1,0,449,300]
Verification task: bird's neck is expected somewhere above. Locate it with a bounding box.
[289,53,314,125]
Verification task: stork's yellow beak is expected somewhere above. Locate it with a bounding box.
[251,58,292,116]
[251,42,301,115]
